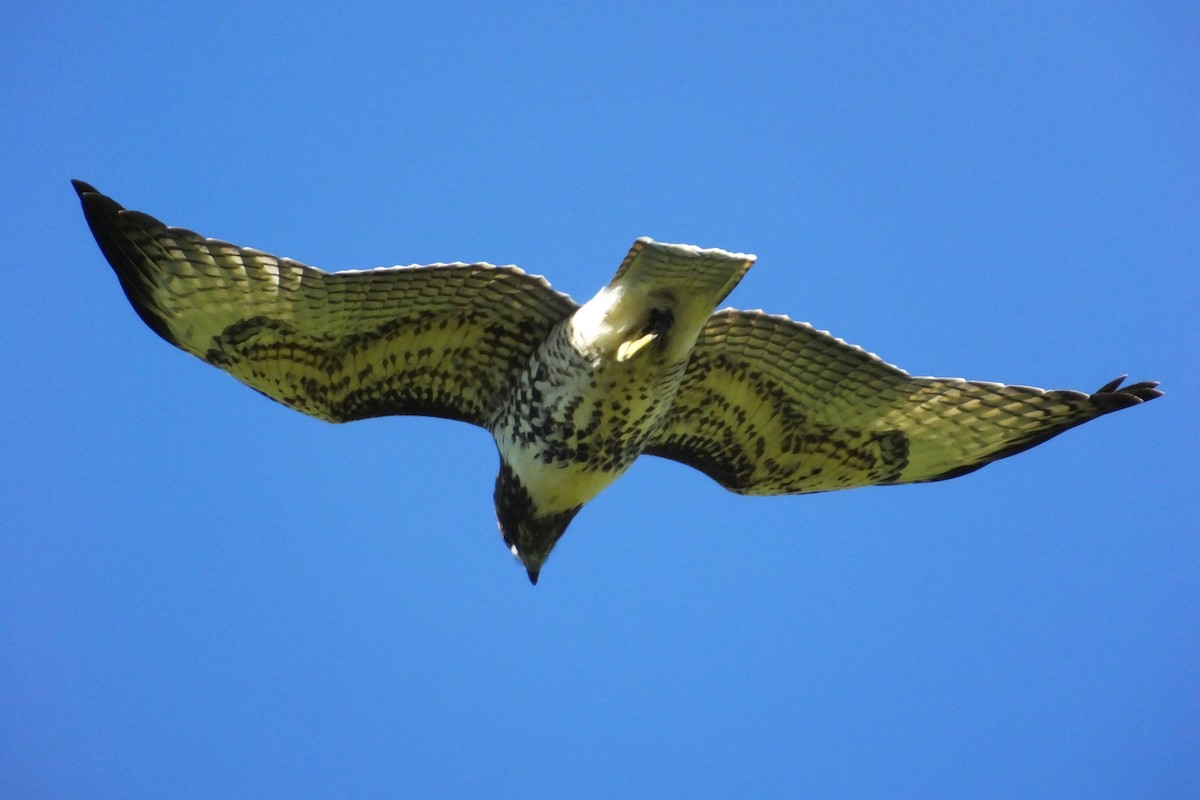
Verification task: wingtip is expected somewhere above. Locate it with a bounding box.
[1094,375,1127,394]
[73,181,131,225]
[1094,375,1163,404]
[71,180,124,217]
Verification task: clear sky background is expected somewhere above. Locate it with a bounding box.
[3,3,1197,798]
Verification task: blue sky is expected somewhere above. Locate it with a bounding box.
[3,2,1197,797]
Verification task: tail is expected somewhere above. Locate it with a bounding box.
[610,237,756,309]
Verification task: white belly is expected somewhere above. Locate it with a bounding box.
[492,337,685,516]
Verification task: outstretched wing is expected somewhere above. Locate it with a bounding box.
[75,181,577,426]
[646,309,1161,494]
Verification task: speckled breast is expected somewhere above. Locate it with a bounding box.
[490,320,691,513]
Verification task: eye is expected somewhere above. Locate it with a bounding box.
[497,516,515,548]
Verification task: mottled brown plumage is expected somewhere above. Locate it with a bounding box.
[74,181,1161,584]
[647,311,1160,493]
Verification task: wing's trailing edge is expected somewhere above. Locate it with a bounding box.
[73,180,577,426]
[647,310,1161,494]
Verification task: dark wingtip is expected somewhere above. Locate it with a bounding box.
[525,565,541,586]
[72,179,128,221]
[1094,375,1127,394]
[1093,375,1163,405]
[72,181,183,349]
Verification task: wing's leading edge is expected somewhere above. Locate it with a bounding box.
[74,181,577,426]
[647,309,1161,494]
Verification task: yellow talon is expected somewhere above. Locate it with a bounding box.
[616,332,656,361]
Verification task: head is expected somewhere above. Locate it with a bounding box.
[493,462,581,585]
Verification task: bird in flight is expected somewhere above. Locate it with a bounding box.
[74,181,1161,584]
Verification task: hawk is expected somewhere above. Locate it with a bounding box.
[74,181,1161,584]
